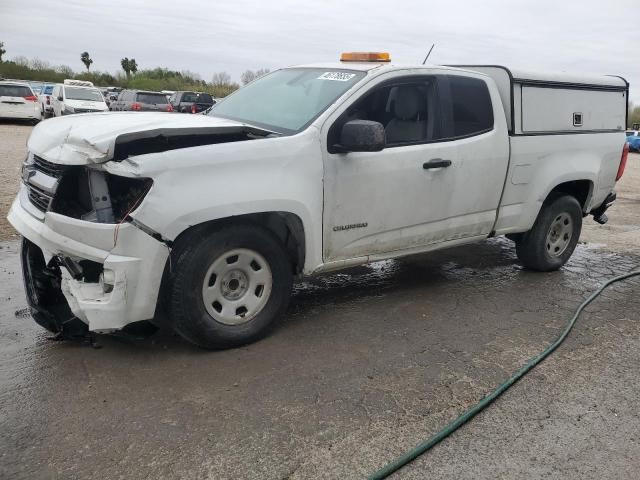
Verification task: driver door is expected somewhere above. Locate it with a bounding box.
[320,71,507,262]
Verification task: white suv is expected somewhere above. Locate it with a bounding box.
[0,81,41,122]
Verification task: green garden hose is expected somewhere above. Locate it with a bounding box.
[368,269,640,479]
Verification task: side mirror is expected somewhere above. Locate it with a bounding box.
[335,120,385,153]
[57,96,63,101]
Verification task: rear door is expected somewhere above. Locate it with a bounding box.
[0,84,35,117]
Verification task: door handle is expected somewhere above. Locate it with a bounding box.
[423,159,452,169]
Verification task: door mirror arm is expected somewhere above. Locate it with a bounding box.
[331,144,352,154]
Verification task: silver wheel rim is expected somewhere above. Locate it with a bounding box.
[546,213,573,257]
[201,248,273,326]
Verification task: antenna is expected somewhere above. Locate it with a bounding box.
[422,44,435,64]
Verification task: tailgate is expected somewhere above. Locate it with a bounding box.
[0,95,33,114]
[136,93,169,111]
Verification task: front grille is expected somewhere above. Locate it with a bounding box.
[74,108,101,114]
[33,155,68,178]
[25,155,69,213]
[27,183,53,212]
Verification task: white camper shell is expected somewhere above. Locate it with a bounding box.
[454,66,628,134]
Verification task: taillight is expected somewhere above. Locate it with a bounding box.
[616,143,629,181]
[23,95,37,102]
[131,102,141,111]
[167,104,174,112]
[191,104,197,114]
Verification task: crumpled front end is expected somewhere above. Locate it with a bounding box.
[9,112,272,335]
[9,165,169,334]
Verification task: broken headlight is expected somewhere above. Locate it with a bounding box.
[107,174,153,222]
[51,168,152,223]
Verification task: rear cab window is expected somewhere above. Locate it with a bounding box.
[136,93,168,104]
[182,92,213,103]
[440,75,494,138]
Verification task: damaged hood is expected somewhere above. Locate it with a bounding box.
[28,112,265,165]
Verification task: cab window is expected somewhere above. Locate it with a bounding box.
[328,76,442,151]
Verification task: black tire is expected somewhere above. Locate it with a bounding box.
[169,224,293,349]
[516,194,582,271]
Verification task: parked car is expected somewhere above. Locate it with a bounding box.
[109,89,173,112]
[38,85,55,118]
[0,81,40,123]
[626,130,640,152]
[51,80,108,116]
[8,53,629,349]
[170,91,215,113]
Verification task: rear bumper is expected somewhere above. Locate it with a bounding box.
[0,105,40,120]
[8,188,169,332]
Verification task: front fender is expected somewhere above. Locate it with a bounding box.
[128,128,325,273]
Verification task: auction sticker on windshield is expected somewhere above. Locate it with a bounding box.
[317,72,357,81]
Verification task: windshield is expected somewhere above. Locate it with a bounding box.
[209,68,366,133]
[65,86,104,102]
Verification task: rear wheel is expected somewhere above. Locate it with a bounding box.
[169,224,293,349]
[515,195,582,271]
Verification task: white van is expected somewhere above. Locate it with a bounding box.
[51,79,108,116]
[8,53,629,349]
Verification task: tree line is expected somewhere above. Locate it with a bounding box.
[0,42,269,98]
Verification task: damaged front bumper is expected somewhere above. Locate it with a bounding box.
[8,187,169,333]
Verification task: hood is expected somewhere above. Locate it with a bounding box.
[28,112,268,165]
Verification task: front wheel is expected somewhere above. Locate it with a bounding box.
[515,195,582,271]
[169,224,293,349]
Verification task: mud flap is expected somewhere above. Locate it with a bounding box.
[591,192,616,225]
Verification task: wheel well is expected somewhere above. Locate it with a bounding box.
[548,180,593,212]
[174,212,306,274]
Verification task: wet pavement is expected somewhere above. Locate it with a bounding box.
[1,237,639,479]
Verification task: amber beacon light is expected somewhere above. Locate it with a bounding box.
[340,52,391,62]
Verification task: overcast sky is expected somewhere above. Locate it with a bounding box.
[2,0,639,101]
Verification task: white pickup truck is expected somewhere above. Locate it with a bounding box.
[8,53,629,349]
